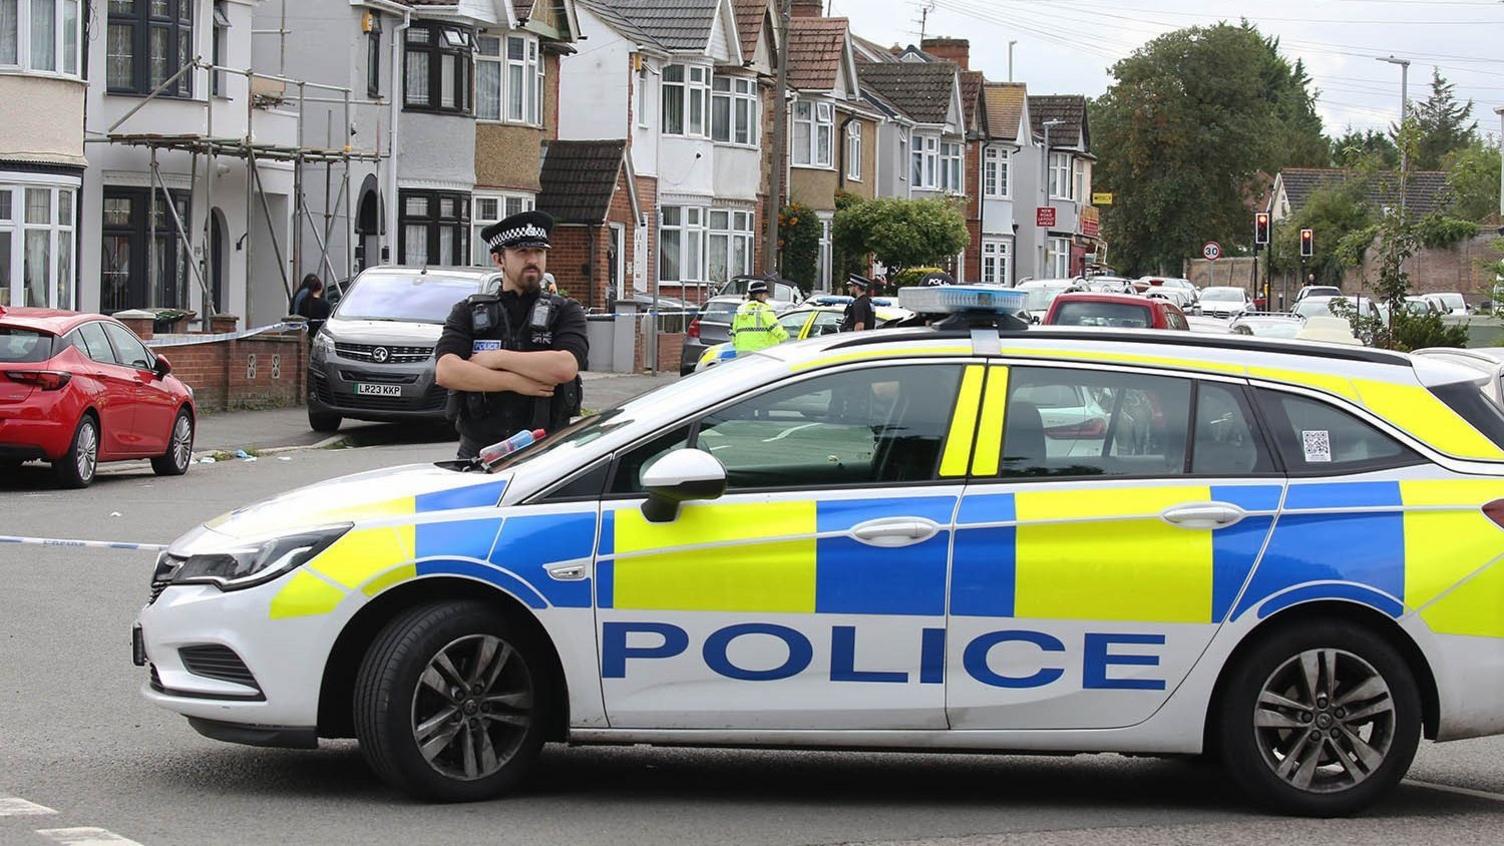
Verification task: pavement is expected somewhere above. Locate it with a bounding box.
[3,440,1504,843]
[193,371,680,455]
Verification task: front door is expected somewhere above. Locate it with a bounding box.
[595,361,984,730]
[947,365,1283,730]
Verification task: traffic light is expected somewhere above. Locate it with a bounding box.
[1300,228,1315,258]
[1254,212,1271,246]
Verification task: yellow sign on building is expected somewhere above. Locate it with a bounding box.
[1092,192,1114,206]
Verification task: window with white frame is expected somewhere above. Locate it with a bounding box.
[708,209,754,284]
[661,64,709,137]
[981,239,1009,285]
[4,0,84,77]
[0,183,76,309]
[1046,236,1071,278]
[817,216,832,291]
[983,146,1010,198]
[898,132,909,183]
[845,121,862,180]
[211,1,229,96]
[1073,158,1086,205]
[792,100,833,167]
[940,141,962,193]
[711,76,758,146]
[476,33,543,126]
[911,134,938,189]
[659,206,706,282]
[1049,152,1072,200]
[471,193,534,265]
[636,62,648,128]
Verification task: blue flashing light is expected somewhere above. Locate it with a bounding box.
[898,285,1028,316]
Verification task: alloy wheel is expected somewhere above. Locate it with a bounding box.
[1253,648,1396,794]
[171,415,193,470]
[76,420,98,483]
[410,634,534,782]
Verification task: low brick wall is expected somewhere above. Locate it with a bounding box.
[138,321,309,412]
[656,332,685,373]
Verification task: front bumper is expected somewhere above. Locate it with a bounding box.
[307,354,447,423]
[136,581,345,731]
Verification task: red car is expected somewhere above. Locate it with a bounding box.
[1043,293,1190,331]
[0,306,196,487]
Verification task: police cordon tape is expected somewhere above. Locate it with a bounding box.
[0,535,166,553]
[143,320,307,349]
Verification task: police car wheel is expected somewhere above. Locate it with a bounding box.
[1216,621,1421,817]
[354,601,548,802]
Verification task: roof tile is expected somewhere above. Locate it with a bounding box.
[577,0,720,52]
[537,140,629,224]
[786,17,849,91]
[1278,167,1452,218]
[1028,95,1087,148]
[984,82,1026,141]
[855,60,957,124]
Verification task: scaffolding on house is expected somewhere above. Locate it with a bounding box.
[88,57,387,322]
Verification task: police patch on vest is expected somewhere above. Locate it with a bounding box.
[531,332,554,346]
[473,340,503,353]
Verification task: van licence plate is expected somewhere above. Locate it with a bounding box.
[355,384,402,397]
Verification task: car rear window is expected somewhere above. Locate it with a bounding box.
[1052,301,1152,328]
[0,328,55,363]
[1429,381,1504,451]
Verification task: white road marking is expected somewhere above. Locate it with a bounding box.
[35,828,145,846]
[1406,778,1504,804]
[0,796,56,816]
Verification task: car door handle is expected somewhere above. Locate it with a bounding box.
[850,517,941,548]
[1161,503,1247,530]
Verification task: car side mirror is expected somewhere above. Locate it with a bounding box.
[640,448,727,523]
[153,355,173,379]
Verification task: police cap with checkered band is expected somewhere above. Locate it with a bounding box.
[481,210,555,254]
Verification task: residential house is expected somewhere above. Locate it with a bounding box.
[0,0,86,309]
[1026,94,1099,280]
[82,0,303,329]
[783,11,877,290]
[535,139,642,309]
[1268,167,1451,222]
[974,82,1031,286]
[562,0,772,305]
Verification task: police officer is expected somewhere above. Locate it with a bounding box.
[731,279,789,354]
[841,274,876,333]
[434,210,589,460]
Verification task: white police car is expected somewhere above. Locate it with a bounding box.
[135,286,1504,816]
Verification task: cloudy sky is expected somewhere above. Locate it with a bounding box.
[829,0,1504,138]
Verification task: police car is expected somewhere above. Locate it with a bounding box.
[135,286,1504,816]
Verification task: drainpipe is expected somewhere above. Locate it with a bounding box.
[386,3,413,264]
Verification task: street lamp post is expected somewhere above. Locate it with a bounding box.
[1495,106,1504,227]
[1040,118,1064,278]
[1377,55,1411,218]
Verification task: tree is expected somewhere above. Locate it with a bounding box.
[1443,139,1502,222]
[1090,22,1329,275]
[832,197,969,279]
[1268,180,1374,287]
[1413,68,1477,170]
[778,203,821,294]
[1330,128,1399,169]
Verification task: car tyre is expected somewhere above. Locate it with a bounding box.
[151,409,194,476]
[354,601,549,802]
[53,414,99,489]
[1216,621,1421,817]
[309,409,342,433]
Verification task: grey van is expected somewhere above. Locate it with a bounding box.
[306,266,500,432]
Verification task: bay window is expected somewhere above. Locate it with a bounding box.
[2,0,81,75]
[660,206,706,282]
[399,190,469,266]
[981,239,1009,286]
[708,210,753,284]
[792,99,833,167]
[940,141,962,194]
[404,23,471,113]
[0,183,75,309]
[983,146,1010,198]
[845,121,862,180]
[662,64,709,137]
[911,134,938,189]
[711,76,758,146]
[471,193,534,265]
[107,0,191,94]
[1049,152,1072,200]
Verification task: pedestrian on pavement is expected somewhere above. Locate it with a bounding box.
[295,276,332,339]
[731,279,789,354]
[841,274,877,333]
[290,273,320,316]
[435,210,589,461]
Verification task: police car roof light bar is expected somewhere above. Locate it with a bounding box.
[897,285,1031,332]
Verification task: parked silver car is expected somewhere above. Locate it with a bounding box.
[306,266,500,432]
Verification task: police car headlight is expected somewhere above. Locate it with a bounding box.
[157,524,351,591]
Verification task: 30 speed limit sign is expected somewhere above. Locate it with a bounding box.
[1202,241,1223,261]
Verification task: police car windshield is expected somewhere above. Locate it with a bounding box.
[336,273,486,324]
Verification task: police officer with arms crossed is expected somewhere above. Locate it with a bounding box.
[435,210,589,460]
[841,274,876,332]
[730,279,789,354]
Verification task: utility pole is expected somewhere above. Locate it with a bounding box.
[1007,40,1017,83]
[763,0,791,277]
[1494,106,1504,227]
[1377,56,1411,219]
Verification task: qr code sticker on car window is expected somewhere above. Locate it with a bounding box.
[1302,430,1332,463]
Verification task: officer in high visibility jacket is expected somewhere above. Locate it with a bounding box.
[731,280,789,354]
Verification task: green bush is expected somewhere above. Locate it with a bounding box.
[891,266,944,287]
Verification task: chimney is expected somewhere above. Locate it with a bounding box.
[790,0,823,17]
[921,37,970,70]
